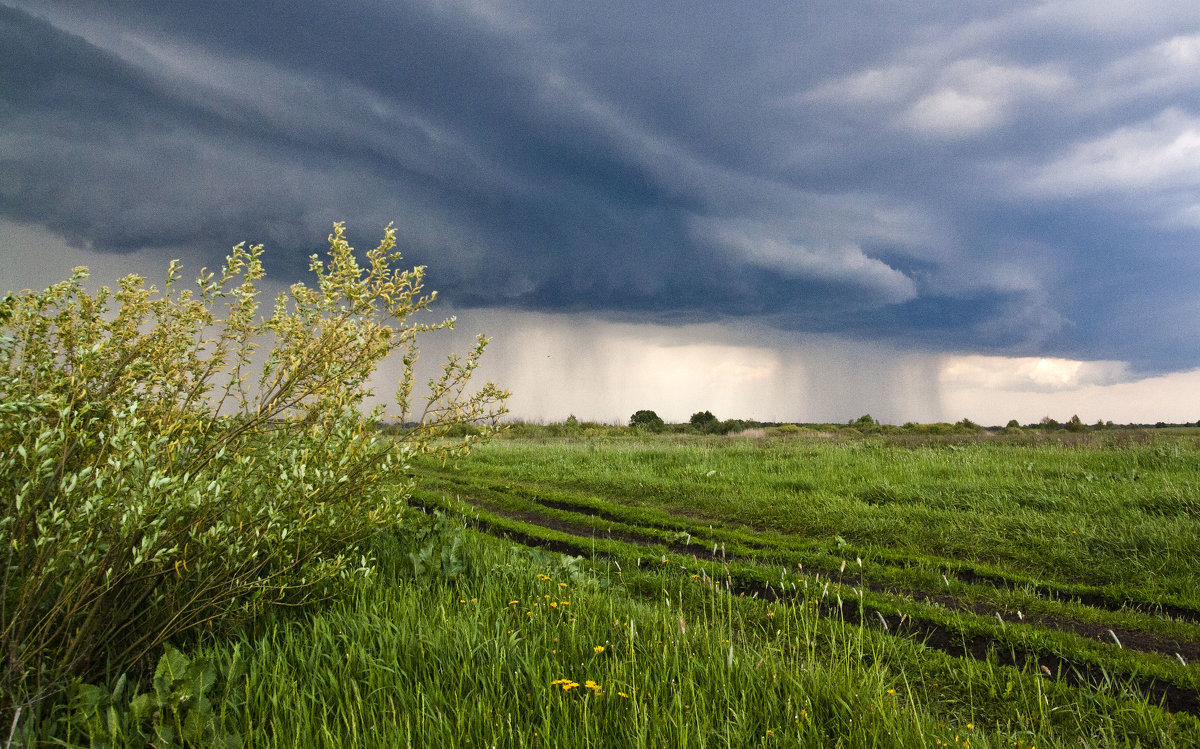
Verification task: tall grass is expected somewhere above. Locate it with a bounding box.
[41,433,1200,746]
[430,434,1200,602]
[188,526,1196,748]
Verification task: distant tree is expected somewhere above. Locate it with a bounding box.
[853,414,876,426]
[1005,419,1021,430]
[564,414,579,428]
[1065,414,1086,432]
[630,409,665,432]
[690,410,718,432]
[713,418,748,435]
[956,418,981,432]
[1039,416,1060,430]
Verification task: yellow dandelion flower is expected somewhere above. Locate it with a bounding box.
[888,689,896,695]
[584,680,601,692]
[617,691,629,698]
[550,602,558,608]
[767,729,775,736]
[508,600,519,605]
[966,724,974,730]
[560,601,570,606]
[559,582,568,587]
[594,645,606,653]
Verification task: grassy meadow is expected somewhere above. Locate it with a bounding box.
[45,428,1200,746]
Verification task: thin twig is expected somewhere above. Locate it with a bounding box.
[5,706,21,749]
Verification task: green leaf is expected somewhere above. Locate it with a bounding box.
[153,673,173,702]
[129,692,158,723]
[153,723,177,748]
[156,645,191,684]
[182,696,214,741]
[111,673,128,702]
[185,655,218,695]
[106,704,122,740]
[71,683,107,713]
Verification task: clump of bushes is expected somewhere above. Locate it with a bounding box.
[765,423,804,437]
[630,409,666,432]
[0,223,506,732]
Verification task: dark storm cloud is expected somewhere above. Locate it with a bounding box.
[4,0,1200,373]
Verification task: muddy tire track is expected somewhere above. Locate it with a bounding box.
[413,491,1200,667]
[434,475,1200,626]
[441,500,1200,717]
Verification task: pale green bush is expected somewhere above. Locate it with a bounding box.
[0,223,507,729]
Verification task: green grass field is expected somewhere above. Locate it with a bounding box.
[56,429,1200,747]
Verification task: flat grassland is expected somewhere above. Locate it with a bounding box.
[221,430,1200,747]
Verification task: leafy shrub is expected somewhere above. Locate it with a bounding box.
[64,646,246,749]
[444,422,483,438]
[629,409,665,432]
[403,511,469,586]
[766,423,802,437]
[714,418,749,435]
[0,223,507,728]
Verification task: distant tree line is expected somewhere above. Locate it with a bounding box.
[628,409,754,435]
[469,412,1200,440]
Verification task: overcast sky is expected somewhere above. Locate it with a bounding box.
[4,1,1200,424]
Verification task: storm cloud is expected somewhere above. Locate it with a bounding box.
[4,0,1200,410]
